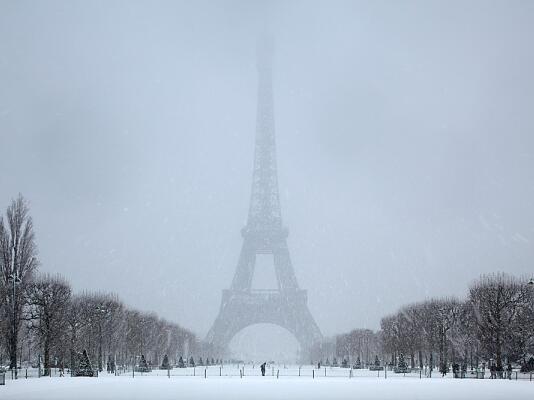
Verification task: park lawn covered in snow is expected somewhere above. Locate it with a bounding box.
[2,375,533,400]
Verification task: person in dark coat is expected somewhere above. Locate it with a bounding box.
[260,362,266,376]
[490,364,496,379]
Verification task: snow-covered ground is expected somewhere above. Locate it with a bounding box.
[2,369,533,400]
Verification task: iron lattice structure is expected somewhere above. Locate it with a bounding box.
[205,40,322,357]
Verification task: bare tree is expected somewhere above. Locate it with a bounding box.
[510,287,534,366]
[431,298,461,373]
[26,274,71,374]
[449,301,479,369]
[101,295,125,371]
[66,294,92,370]
[0,194,39,372]
[125,309,144,363]
[397,303,424,369]
[380,314,400,365]
[469,273,530,369]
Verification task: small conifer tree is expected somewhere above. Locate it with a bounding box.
[161,354,171,370]
[398,354,407,369]
[137,354,150,372]
[74,349,94,377]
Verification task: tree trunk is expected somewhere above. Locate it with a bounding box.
[70,326,77,370]
[418,350,423,369]
[8,293,20,375]
[44,339,50,376]
[9,332,18,372]
[439,335,444,370]
[496,333,502,370]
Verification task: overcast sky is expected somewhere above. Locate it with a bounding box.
[1,0,533,351]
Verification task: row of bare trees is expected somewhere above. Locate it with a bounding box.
[1,195,197,375]
[380,274,534,372]
[335,329,381,366]
[25,283,197,374]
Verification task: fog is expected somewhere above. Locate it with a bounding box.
[1,1,533,357]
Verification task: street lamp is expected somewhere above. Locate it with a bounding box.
[7,272,21,379]
[95,305,109,372]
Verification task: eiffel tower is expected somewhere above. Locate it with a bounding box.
[205,40,322,357]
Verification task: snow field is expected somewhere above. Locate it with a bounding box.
[2,372,534,400]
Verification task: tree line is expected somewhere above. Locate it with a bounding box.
[380,273,534,373]
[0,195,197,375]
[331,274,534,373]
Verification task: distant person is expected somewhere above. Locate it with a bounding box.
[461,363,467,379]
[440,363,447,377]
[260,362,266,377]
[507,363,512,380]
[490,364,496,379]
[452,363,459,378]
[318,362,321,369]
